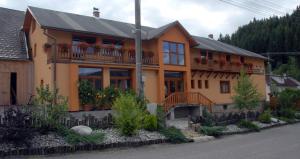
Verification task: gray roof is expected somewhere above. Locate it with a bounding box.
[29,6,154,40]
[0,7,28,60]
[28,6,266,60]
[193,36,267,59]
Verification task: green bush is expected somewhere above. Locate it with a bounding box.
[95,86,121,109]
[112,93,143,136]
[278,88,300,109]
[278,117,296,123]
[295,113,300,119]
[33,85,68,133]
[199,126,225,137]
[238,120,260,131]
[156,106,166,129]
[279,108,296,119]
[78,80,96,105]
[159,127,188,144]
[201,109,215,126]
[57,127,104,145]
[258,110,272,123]
[143,114,158,131]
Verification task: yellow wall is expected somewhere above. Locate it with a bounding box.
[0,61,33,105]
[190,48,266,104]
[29,16,266,111]
[29,19,52,92]
[157,25,192,102]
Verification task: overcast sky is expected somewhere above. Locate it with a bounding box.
[1,0,299,38]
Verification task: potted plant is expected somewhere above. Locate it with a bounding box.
[194,57,201,64]
[78,80,95,111]
[79,42,90,51]
[58,43,70,53]
[94,45,101,53]
[43,43,52,52]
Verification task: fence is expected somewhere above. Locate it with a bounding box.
[213,111,261,126]
[0,105,113,129]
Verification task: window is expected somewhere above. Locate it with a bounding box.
[110,69,131,91]
[240,56,245,64]
[220,81,230,94]
[191,80,195,89]
[79,67,102,90]
[198,80,202,89]
[205,80,209,89]
[163,41,185,65]
[72,36,97,54]
[226,55,231,63]
[201,51,207,64]
[208,52,213,60]
[102,39,124,48]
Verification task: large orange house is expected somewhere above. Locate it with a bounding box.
[20,6,266,114]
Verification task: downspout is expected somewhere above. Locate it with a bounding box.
[43,29,57,103]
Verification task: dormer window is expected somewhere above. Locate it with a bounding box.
[240,56,245,64]
[226,55,231,63]
[163,41,185,65]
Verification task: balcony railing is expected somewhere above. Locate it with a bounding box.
[192,59,264,74]
[47,44,159,65]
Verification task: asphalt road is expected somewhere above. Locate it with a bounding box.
[30,124,300,159]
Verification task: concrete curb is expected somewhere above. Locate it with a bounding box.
[191,136,215,142]
[0,139,168,157]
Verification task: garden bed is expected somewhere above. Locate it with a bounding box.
[220,118,300,135]
[0,129,167,157]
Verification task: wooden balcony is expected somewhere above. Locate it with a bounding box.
[163,92,214,112]
[191,59,264,74]
[47,44,159,66]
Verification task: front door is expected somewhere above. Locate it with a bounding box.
[164,72,184,97]
[0,72,11,105]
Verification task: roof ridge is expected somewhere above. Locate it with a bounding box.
[28,6,156,30]
[0,7,25,13]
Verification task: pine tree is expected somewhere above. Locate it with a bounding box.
[233,70,261,121]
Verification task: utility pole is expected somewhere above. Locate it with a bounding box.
[135,0,143,97]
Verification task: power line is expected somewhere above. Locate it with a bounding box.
[219,0,292,16]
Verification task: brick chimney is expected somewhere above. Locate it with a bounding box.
[208,34,214,39]
[93,7,100,18]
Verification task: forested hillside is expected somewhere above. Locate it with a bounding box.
[219,6,300,53]
[219,6,300,80]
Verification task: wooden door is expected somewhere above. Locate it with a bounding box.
[164,78,184,97]
[0,72,10,105]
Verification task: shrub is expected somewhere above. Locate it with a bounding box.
[258,109,272,123]
[33,85,68,133]
[143,114,158,131]
[112,93,143,136]
[278,88,300,109]
[78,80,96,106]
[157,106,166,129]
[159,127,188,144]
[57,126,104,145]
[1,107,34,146]
[295,113,300,119]
[199,126,225,137]
[278,108,296,119]
[201,109,215,126]
[238,120,260,131]
[95,86,120,109]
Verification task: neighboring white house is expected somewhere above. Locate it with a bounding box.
[265,74,300,101]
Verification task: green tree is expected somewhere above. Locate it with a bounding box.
[233,70,261,121]
[273,57,300,81]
